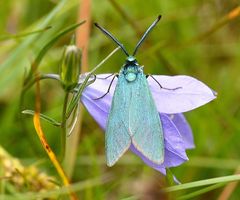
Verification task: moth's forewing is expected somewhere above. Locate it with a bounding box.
[105,72,131,166]
[130,72,164,164]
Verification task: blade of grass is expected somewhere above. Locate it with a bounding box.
[178,183,226,200]
[163,174,240,192]
[0,26,51,41]
[0,0,68,95]
[0,0,67,72]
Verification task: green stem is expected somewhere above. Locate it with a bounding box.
[23,74,60,93]
[61,92,70,161]
[19,74,60,115]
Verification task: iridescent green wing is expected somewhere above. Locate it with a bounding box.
[105,72,131,167]
[130,72,164,164]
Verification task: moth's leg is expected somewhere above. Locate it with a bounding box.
[146,74,182,91]
[96,73,115,80]
[94,73,119,100]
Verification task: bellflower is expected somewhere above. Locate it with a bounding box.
[81,74,216,175]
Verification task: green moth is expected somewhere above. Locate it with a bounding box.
[95,16,164,166]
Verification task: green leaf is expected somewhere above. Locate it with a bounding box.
[22,110,61,126]
[178,183,225,200]
[0,0,69,96]
[0,26,51,41]
[24,20,86,84]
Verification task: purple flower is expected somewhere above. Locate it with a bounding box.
[81,74,216,175]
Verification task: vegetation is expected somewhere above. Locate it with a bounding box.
[0,0,239,199]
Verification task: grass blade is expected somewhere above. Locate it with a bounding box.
[163,174,240,192]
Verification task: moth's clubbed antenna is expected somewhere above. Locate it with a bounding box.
[94,23,129,57]
[132,15,162,56]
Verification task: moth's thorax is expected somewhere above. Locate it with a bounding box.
[122,56,143,82]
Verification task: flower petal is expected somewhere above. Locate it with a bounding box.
[167,113,195,149]
[149,75,216,113]
[81,94,109,129]
[81,74,115,112]
[161,114,189,165]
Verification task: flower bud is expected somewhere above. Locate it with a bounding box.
[60,45,81,91]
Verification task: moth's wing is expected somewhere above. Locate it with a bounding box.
[130,73,164,164]
[106,73,131,167]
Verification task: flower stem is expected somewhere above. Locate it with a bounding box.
[61,91,70,161]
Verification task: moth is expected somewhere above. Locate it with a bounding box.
[95,16,178,166]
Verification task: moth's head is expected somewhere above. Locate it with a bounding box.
[126,56,137,65]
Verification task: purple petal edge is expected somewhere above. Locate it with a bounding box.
[149,75,216,114]
[167,113,195,149]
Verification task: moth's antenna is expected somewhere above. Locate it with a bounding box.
[94,23,129,57]
[132,15,162,56]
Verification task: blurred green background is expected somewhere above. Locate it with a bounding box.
[0,0,240,199]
